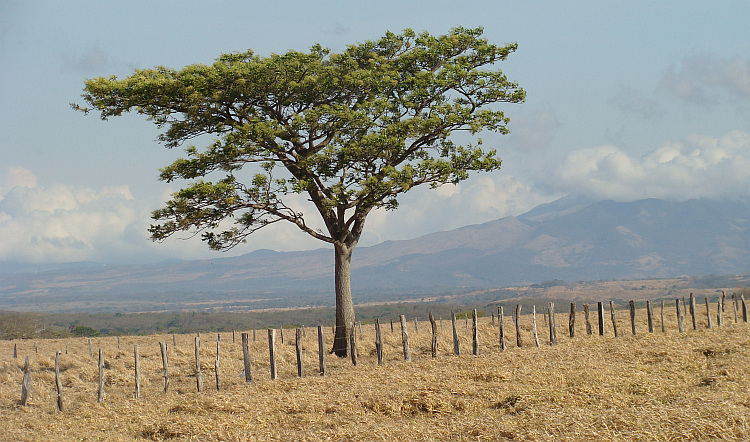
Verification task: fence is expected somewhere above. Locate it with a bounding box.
[3,292,747,410]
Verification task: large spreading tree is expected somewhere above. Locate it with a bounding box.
[77,27,525,356]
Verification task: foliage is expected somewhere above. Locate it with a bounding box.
[0,312,43,340]
[70,325,101,337]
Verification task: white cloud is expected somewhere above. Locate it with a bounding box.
[658,53,750,105]
[551,130,750,201]
[608,87,664,121]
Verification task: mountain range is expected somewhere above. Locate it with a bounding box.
[2,197,750,312]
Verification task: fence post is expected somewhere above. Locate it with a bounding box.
[349,322,358,367]
[414,317,418,333]
[242,332,252,383]
[375,320,383,366]
[472,309,479,356]
[676,299,684,333]
[629,300,636,336]
[172,333,176,351]
[646,300,654,333]
[689,293,697,330]
[660,300,665,333]
[609,301,619,337]
[268,329,277,380]
[548,302,557,345]
[194,335,203,393]
[159,341,169,393]
[514,305,523,347]
[317,325,326,375]
[215,334,221,391]
[20,356,31,406]
[134,345,140,399]
[55,351,64,411]
[705,298,713,329]
[296,328,305,376]
[569,303,576,338]
[429,312,438,358]
[13,343,17,359]
[532,305,540,347]
[400,315,411,362]
[742,295,748,323]
[597,302,605,336]
[583,304,592,336]
[88,338,92,357]
[717,298,723,327]
[498,306,506,351]
[733,294,739,323]
[451,311,460,356]
[97,348,105,403]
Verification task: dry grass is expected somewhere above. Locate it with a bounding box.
[2,305,750,441]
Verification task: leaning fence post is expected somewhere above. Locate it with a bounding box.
[268,329,277,380]
[97,348,105,403]
[472,309,479,356]
[609,301,619,337]
[629,300,636,336]
[375,320,383,366]
[451,311,460,356]
[597,302,605,336]
[133,344,140,399]
[689,293,697,330]
[399,315,411,362]
[646,300,654,333]
[20,356,31,406]
[296,328,305,376]
[159,341,169,393]
[569,302,576,338]
[242,332,252,383]
[55,351,64,411]
[583,304,592,336]
[498,306,506,351]
[429,312,438,358]
[742,295,748,323]
[532,305,540,347]
[705,298,713,329]
[514,305,523,347]
[317,325,326,375]
[676,299,684,333]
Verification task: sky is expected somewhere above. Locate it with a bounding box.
[1,1,749,266]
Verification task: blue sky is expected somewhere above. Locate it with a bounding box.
[1,1,749,265]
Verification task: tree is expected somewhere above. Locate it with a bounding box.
[76,27,525,356]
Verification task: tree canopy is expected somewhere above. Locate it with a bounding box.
[77,26,525,355]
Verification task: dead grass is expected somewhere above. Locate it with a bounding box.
[2,305,750,441]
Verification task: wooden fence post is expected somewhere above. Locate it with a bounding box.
[414,317,418,333]
[375,320,383,366]
[349,322,358,367]
[597,302,605,336]
[705,298,713,329]
[472,309,479,356]
[55,351,64,411]
[280,328,284,345]
[390,319,394,333]
[514,305,523,347]
[159,341,169,393]
[215,334,221,391]
[683,296,688,317]
[583,304,592,336]
[400,315,411,362]
[569,302,576,338]
[194,335,203,393]
[88,338,92,357]
[253,328,256,342]
[609,301,619,337]
[429,312,438,358]
[721,291,726,312]
[242,332,252,383]
[451,311,460,356]
[268,329,277,380]
[172,333,176,351]
[689,293,697,330]
[20,356,31,406]
[629,300,636,336]
[13,343,17,359]
[646,300,654,333]
[317,325,326,375]
[733,294,739,323]
[548,302,556,345]
[491,312,495,327]
[134,344,140,399]
[676,299,684,333]
[717,298,723,327]
[97,348,105,403]
[528,306,538,347]
[296,328,305,376]
[659,300,665,332]
[498,306,506,351]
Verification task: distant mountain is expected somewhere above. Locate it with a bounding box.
[2,197,750,312]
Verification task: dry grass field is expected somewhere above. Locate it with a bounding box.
[2,302,750,441]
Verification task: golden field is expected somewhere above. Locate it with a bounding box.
[2,303,750,441]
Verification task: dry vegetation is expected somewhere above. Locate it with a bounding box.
[2,303,750,441]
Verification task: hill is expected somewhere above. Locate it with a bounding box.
[2,197,750,312]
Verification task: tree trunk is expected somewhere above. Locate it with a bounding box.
[332,244,355,357]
